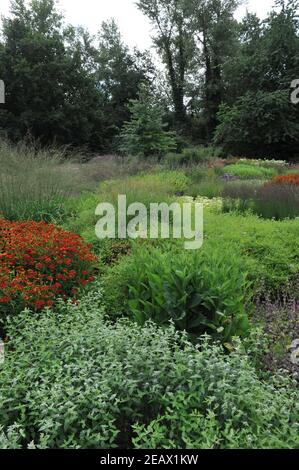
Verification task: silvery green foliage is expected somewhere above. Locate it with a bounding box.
[0,425,23,449]
[133,339,299,449]
[0,284,298,449]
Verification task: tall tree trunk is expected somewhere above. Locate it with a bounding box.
[164,40,186,123]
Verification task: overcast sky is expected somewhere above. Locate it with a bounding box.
[0,0,276,50]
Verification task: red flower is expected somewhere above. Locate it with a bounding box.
[34,300,46,309]
[0,219,97,313]
[270,173,299,187]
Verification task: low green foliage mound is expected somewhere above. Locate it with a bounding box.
[103,243,251,343]
[223,164,278,180]
[204,211,299,296]
[133,358,299,449]
[0,286,298,449]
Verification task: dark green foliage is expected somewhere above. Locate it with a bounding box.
[103,244,251,343]
[137,0,196,124]
[166,146,223,168]
[119,85,176,157]
[190,0,240,138]
[1,0,298,153]
[215,2,299,159]
[0,0,105,148]
[0,1,153,150]
[214,91,299,158]
[94,19,155,149]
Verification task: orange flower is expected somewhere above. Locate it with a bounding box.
[0,219,97,313]
[270,173,299,186]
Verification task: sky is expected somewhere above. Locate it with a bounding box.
[0,0,276,50]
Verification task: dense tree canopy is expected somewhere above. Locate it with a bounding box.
[214,0,299,158]
[0,0,298,158]
[0,0,153,150]
[0,0,104,146]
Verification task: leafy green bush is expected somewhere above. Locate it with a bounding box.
[103,244,251,343]
[1,290,298,449]
[0,425,25,449]
[214,90,299,160]
[0,286,188,449]
[223,164,278,180]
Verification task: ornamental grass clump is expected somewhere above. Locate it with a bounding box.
[253,174,299,220]
[221,176,299,220]
[0,220,96,322]
[0,139,82,223]
[254,183,299,220]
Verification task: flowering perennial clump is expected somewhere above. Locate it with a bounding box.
[271,174,299,186]
[238,158,288,168]
[0,219,96,314]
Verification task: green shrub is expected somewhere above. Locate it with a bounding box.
[213,90,298,160]
[103,244,251,343]
[1,287,298,449]
[185,166,208,182]
[0,425,25,449]
[0,286,187,449]
[223,164,278,180]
